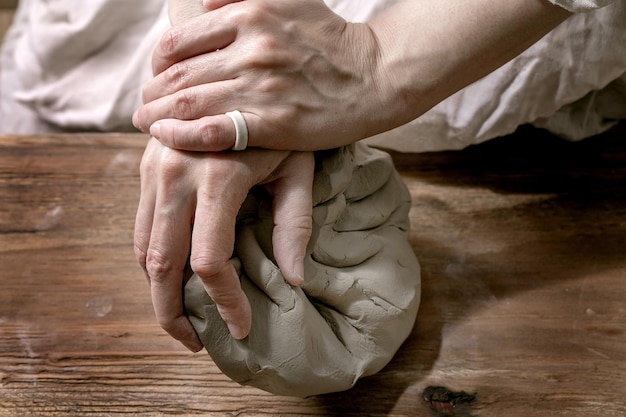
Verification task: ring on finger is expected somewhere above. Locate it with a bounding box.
[225,110,248,151]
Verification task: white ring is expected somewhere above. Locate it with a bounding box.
[225,110,249,151]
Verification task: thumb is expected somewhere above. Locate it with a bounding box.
[265,152,315,286]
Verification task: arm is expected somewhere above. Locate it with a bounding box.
[367,0,572,134]
[133,0,571,151]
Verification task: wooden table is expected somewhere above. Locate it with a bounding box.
[1,126,625,416]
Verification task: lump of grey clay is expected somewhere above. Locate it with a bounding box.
[184,143,421,397]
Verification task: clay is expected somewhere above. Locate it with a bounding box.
[166,0,420,396]
[184,143,421,396]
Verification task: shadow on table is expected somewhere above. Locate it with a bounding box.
[313,124,626,416]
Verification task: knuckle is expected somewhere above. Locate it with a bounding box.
[140,85,150,105]
[294,215,314,231]
[251,34,280,56]
[173,91,195,119]
[139,143,160,173]
[145,249,177,280]
[159,154,184,177]
[158,27,183,59]
[157,317,178,335]
[235,6,285,59]
[234,2,266,26]
[134,106,148,130]
[190,257,244,310]
[197,120,226,148]
[242,36,287,69]
[138,155,154,177]
[164,61,191,91]
[280,215,313,236]
[189,255,224,280]
[133,243,148,270]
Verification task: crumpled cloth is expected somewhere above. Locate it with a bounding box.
[0,0,168,133]
[184,143,421,397]
[548,0,616,12]
[362,0,626,152]
[1,0,625,147]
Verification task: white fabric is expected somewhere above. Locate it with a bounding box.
[1,0,168,133]
[325,0,618,19]
[1,0,625,152]
[0,2,60,133]
[323,0,398,22]
[363,0,626,152]
[547,0,616,13]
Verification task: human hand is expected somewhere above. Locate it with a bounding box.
[132,0,388,152]
[133,137,314,351]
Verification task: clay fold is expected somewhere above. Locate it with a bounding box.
[184,143,421,397]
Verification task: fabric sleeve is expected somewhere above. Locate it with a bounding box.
[546,0,617,13]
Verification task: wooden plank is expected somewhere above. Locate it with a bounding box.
[0,1,17,10]
[0,126,624,416]
[0,10,14,43]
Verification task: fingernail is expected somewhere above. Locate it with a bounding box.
[228,322,248,340]
[183,338,204,353]
[150,122,161,139]
[131,112,139,130]
[292,256,305,286]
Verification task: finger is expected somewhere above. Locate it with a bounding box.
[133,81,234,132]
[145,160,203,352]
[265,152,314,286]
[236,225,296,309]
[190,173,252,339]
[153,10,237,75]
[149,115,238,152]
[148,253,204,352]
[192,257,252,340]
[134,140,159,281]
[142,49,233,104]
[147,228,203,351]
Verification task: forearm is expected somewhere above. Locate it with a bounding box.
[366,0,571,134]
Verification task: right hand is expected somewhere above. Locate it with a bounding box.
[133,0,389,152]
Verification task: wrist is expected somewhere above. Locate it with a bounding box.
[335,21,405,142]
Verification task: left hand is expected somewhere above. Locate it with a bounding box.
[132,0,386,152]
[134,137,314,351]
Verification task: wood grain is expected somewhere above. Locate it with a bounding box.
[0,127,625,416]
[0,9,14,46]
[0,1,17,9]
